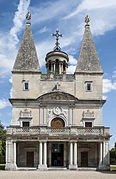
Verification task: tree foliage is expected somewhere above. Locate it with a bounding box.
[110,142,116,164]
[0,122,6,164]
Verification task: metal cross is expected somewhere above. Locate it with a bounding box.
[51,29,63,51]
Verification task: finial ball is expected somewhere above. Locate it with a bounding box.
[26,11,31,21]
[85,15,90,25]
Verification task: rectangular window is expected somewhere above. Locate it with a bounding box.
[87,83,91,91]
[22,122,30,127]
[85,122,92,127]
[23,81,29,91]
[85,81,93,92]
[25,82,29,90]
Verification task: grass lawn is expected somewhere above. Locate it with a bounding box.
[110,165,116,171]
[0,164,5,170]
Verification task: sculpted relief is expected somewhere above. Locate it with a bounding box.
[48,106,68,125]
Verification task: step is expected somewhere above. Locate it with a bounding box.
[78,167,97,171]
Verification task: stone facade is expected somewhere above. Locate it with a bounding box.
[6,16,110,171]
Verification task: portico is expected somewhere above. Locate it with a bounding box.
[6,130,110,170]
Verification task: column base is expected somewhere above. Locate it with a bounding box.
[69,164,78,170]
[38,164,48,170]
[5,163,17,170]
[98,164,110,171]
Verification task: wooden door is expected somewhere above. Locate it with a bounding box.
[51,118,65,127]
[81,152,88,167]
[26,152,34,167]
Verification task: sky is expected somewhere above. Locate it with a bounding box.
[0,0,116,149]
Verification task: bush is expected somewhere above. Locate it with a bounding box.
[0,155,5,164]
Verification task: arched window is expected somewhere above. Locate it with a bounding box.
[51,118,65,127]
[49,61,51,72]
[55,59,59,75]
[63,61,65,72]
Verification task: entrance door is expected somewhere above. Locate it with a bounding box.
[81,152,88,167]
[51,144,64,166]
[26,152,34,167]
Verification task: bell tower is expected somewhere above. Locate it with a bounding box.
[45,29,69,75]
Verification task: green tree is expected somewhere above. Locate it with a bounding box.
[110,143,116,165]
[0,122,6,164]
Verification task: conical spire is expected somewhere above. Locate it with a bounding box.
[13,11,41,73]
[75,15,103,74]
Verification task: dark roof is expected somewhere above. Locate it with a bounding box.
[75,24,103,73]
[13,23,41,73]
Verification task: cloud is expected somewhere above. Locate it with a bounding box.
[103,79,116,94]
[10,0,31,46]
[112,71,116,78]
[0,0,31,77]
[9,77,12,84]
[0,99,10,109]
[68,55,77,65]
[39,26,48,34]
[36,39,54,67]
[64,0,116,19]
[63,0,116,36]
[67,65,76,74]
[102,96,107,100]
[31,0,77,25]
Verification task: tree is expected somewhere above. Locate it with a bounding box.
[0,122,6,164]
[110,143,116,165]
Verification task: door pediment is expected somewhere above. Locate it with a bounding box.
[37,91,78,102]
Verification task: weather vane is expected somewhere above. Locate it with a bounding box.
[51,29,63,51]
[85,15,90,25]
[26,11,31,23]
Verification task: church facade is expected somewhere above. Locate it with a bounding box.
[6,13,110,170]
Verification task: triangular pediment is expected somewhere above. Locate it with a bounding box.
[37,91,78,101]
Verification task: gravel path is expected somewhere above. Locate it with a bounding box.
[0,171,116,179]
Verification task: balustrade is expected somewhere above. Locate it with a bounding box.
[7,126,109,136]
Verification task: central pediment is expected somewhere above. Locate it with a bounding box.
[37,91,78,102]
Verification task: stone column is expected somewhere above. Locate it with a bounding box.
[5,141,14,170]
[74,142,77,168]
[70,142,73,165]
[69,142,73,169]
[6,141,8,164]
[44,142,47,167]
[54,63,55,73]
[13,142,17,167]
[39,142,42,166]
[99,142,103,169]
[103,141,105,165]
[44,108,47,125]
[38,141,47,170]
[69,108,72,126]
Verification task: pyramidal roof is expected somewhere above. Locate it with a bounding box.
[13,21,41,73]
[75,17,103,74]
